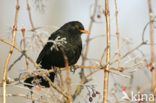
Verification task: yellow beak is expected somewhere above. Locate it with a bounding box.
[80,30,90,34]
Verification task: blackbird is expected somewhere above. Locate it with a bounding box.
[24,21,89,88]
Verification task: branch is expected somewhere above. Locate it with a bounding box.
[72,69,98,100]
[61,49,72,103]
[6,93,50,103]
[21,28,30,73]
[2,0,20,103]
[114,0,121,67]
[0,37,40,70]
[104,0,111,103]
[81,0,98,78]
[26,0,44,46]
[147,0,156,102]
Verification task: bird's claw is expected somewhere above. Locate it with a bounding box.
[70,65,77,73]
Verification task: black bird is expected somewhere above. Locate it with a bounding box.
[24,21,89,88]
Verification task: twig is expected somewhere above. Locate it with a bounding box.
[73,1,98,101]
[26,0,44,46]
[84,0,97,60]
[44,75,68,100]
[138,83,151,94]
[100,46,107,65]
[21,28,30,73]
[61,49,72,103]
[0,37,40,69]
[2,0,20,103]
[58,72,64,91]
[142,19,156,44]
[6,93,50,103]
[81,0,98,78]
[58,72,65,101]
[72,69,98,100]
[0,37,22,52]
[109,71,130,79]
[21,71,69,101]
[110,42,146,65]
[111,90,119,103]
[0,63,124,86]
[114,0,121,67]
[147,0,156,102]
[8,54,24,71]
[103,0,111,103]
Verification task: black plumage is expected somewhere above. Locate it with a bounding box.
[24,21,89,88]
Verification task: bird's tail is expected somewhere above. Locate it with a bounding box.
[24,72,55,88]
[49,72,55,82]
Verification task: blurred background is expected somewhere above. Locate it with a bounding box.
[0,0,156,103]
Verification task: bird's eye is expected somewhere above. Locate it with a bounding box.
[75,25,79,29]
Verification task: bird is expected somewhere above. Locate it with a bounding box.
[24,21,89,89]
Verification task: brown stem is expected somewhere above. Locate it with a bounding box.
[15,66,123,82]
[58,72,64,91]
[26,0,44,46]
[104,0,111,103]
[21,28,30,73]
[83,0,97,59]
[72,69,98,100]
[81,0,98,78]
[61,49,72,103]
[73,0,98,101]
[7,93,50,103]
[58,72,66,101]
[43,74,68,100]
[114,0,120,67]
[147,0,156,102]
[2,0,20,103]
[110,42,145,65]
[0,37,40,69]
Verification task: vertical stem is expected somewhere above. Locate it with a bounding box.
[81,0,98,78]
[66,60,72,103]
[58,72,66,101]
[84,0,98,58]
[114,0,120,67]
[104,0,111,103]
[58,72,65,92]
[147,0,156,102]
[2,0,20,103]
[26,0,44,46]
[26,0,34,29]
[21,28,30,73]
[74,0,98,100]
[61,49,72,103]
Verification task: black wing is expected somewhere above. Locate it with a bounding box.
[36,43,53,64]
[36,30,61,64]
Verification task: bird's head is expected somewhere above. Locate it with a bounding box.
[60,21,89,35]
